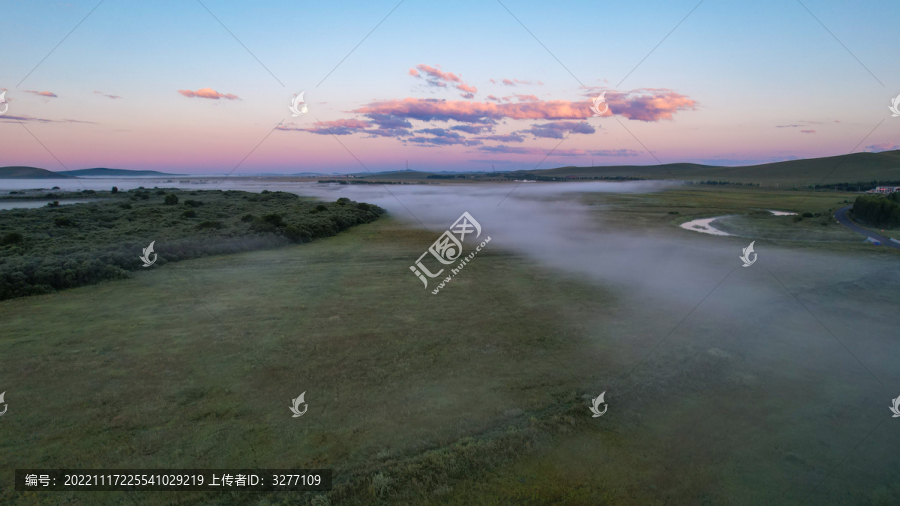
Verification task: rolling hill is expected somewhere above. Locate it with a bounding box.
[56,168,183,177]
[357,150,900,185]
[0,166,72,179]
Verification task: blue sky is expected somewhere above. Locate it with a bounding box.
[1,0,898,173]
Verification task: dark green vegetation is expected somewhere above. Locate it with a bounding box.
[0,189,384,300]
[1,188,94,200]
[852,193,900,229]
[0,166,71,179]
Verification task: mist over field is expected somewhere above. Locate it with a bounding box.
[1,176,899,504]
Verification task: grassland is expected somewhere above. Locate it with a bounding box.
[0,215,628,505]
[577,185,900,249]
[1,184,898,505]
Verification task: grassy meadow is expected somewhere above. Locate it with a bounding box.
[2,184,899,505]
[580,185,897,247]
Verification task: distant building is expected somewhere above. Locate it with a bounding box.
[871,186,900,194]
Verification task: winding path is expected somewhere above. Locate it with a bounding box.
[834,205,900,250]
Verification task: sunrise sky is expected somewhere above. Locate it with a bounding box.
[1,0,898,174]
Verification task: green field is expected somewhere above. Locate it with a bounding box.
[2,184,899,505]
[582,186,870,243]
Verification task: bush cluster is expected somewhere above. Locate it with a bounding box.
[0,189,385,300]
[853,193,900,228]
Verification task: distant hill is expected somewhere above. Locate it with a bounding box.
[358,150,900,185]
[0,166,73,179]
[56,168,183,177]
[511,151,900,185]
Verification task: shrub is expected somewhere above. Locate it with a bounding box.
[47,201,60,208]
[119,203,132,209]
[316,204,327,212]
[0,190,385,301]
[184,200,203,208]
[164,194,179,205]
[156,189,166,195]
[241,214,254,222]
[668,211,679,215]
[284,225,306,243]
[372,473,393,497]
[853,195,900,228]
[793,216,803,222]
[263,213,285,227]
[1,232,23,245]
[111,186,118,193]
[197,220,223,230]
[801,212,813,218]
[357,202,371,211]
[337,197,351,205]
[182,210,197,218]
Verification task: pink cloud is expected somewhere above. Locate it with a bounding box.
[279,118,371,135]
[411,64,477,96]
[460,93,475,99]
[476,146,638,156]
[177,88,240,100]
[476,133,526,143]
[414,64,462,83]
[800,130,815,134]
[519,121,596,139]
[24,90,58,98]
[354,89,695,123]
[486,95,501,102]
[499,78,540,87]
[607,89,696,121]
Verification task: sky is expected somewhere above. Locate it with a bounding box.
[1,0,899,174]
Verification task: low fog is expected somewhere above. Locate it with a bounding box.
[279,180,900,392]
